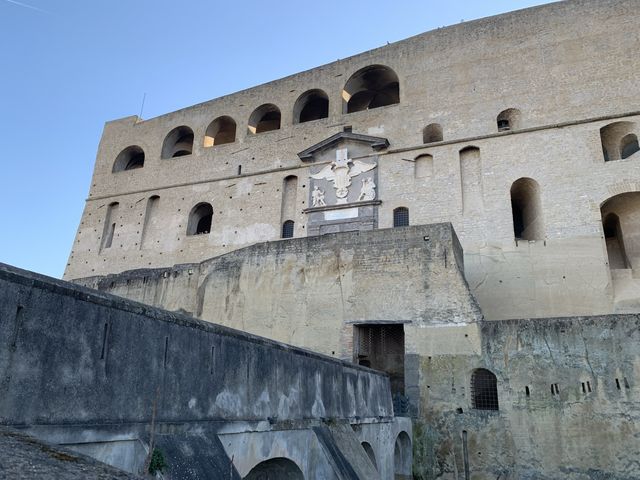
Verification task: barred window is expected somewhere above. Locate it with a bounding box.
[282,220,294,239]
[471,368,499,411]
[393,207,409,227]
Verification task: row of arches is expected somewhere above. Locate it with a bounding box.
[111,66,400,172]
[242,431,411,479]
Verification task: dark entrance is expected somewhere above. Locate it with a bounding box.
[354,324,405,396]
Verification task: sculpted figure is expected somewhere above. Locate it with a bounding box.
[310,148,376,200]
[357,177,376,201]
[312,186,326,207]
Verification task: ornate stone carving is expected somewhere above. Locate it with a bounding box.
[357,177,376,201]
[310,148,376,202]
[312,186,326,207]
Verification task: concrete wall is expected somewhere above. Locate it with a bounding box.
[64,0,640,320]
[0,262,410,479]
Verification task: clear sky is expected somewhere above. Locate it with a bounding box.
[0,0,555,278]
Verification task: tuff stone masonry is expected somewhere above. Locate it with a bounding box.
[56,0,640,479]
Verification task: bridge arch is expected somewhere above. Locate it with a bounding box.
[243,457,304,479]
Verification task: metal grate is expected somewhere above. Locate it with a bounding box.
[393,207,409,227]
[281,220,294,238]
[471,369,499,411]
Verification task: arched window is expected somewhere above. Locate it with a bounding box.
[600,121,637,161]
[162,126,194,159]
[112,146,145,172]
[423,123,443,143]
[204,116,236,147]
[620,134,639,159]
[393,432,412,479]
[510,178,544,240]
[342,65,399,114]
[248,104,281,134]
[282,220,294,239]
[497,108,521,131]
[187,203,213,236]
[471,368,499,410]
[100,202,120,251]
[361,442,377,470]
[293,89,329,123]
[393,207,409,227]
[244,458,303,480]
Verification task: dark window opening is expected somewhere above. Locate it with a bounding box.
[355,324,405,397]
[162,126,194,159]
[510,178,544,240]
[393,207,409,227]
[249,104,281,134]
[294,90,329,123]
[525,386,530,397]
[113,146,145,172]
[423,123,443,143]
[343,65,400,113]
[601,121,637,161]
[187,203,213,236]
[603,213,630,269]
[621,134,639,159]
[282,220,294,239]
[471,368,499,410]
[497,108,521,131]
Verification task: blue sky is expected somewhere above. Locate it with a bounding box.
[0,0,554,278]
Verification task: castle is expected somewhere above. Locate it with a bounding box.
[56,0,640,478]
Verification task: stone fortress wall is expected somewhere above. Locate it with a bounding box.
[0,262,411,479]
[65,0,640,320]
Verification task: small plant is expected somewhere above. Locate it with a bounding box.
[148,448,168,475]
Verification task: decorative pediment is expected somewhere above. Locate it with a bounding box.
[297,132,389,161]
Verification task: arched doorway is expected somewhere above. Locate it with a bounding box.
[393,431,412,479]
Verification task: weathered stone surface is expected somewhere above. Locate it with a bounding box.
[0,426,141,479]
[0,262,408,479]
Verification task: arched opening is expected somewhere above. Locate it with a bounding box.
[620,134,639,159]
[393,431,412,480]
[162,126,194,158]
[113,146,145,172]
[361,442,377,470]
[248,104,281,134]
[423,123,443,143]
[414,154,433,179]
[244,457,304,480]
[471,368,499,410]
[187,203,213,236]
[510,178,544,240]
[393,207,409,227]
[603,213,629,269]
[497,108,521,131]
[100,202,120,251]
[140,195,160,249]
[342,65,399,114]
[600,193,640,270]
[293,89,329,123]
[600,121,636,161]
[204,116,236,147]
[282,220,294,239]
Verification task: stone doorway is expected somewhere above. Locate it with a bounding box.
[354,324,405,396]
